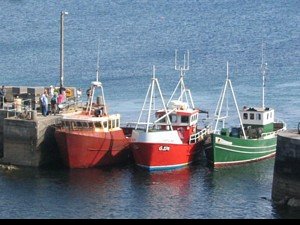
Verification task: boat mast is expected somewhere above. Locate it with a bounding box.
[214,63,229,132]
[86,39,106,115]
[146,66,156,132]
[96,38,100,83]
[135,66,172,132]
[214,62,247,139]
[167,50,194,109]
[261,43,267,109]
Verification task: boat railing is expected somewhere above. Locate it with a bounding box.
[0,98,38,120]
[261,131,277,138]
[189,127,210,144]
[261,120,287,137]
[124,122,138,128]
[124,122,155,131]
[60,121,94,131]
[273,118,287,133]
[125,121,175,132]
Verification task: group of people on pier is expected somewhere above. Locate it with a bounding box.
[0,85,81,117]
[40,86,66,117]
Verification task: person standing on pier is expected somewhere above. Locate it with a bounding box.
[50,93,58,115]
[41,89,49,116]
[0,85,6,109]
[49,85,55,98]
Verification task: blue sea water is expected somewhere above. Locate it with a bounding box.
[0,0,299,219]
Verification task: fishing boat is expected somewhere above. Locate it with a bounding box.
[129,51,210,171]
[205,55,286,168]
[54,47,131,168]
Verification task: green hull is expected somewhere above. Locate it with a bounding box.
[209,133,276,167]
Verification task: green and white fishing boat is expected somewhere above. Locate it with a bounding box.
[205,54,286,168]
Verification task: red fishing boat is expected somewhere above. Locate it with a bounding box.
[129,51,210,171]
[54,56,131,168]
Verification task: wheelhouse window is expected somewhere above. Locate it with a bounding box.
[181,116,189,123]
[76,121,82,128]
[103,121,108,128]
[62,121,71,129]
[82,122,89,129]
[169,114,177,123]
[95,122,102,128]
[256,114,261,120]
[108,120,113,129]
[157,114,165,123]
[250,113,254,120]
[243,113,248,120]
[191,114,198,122]
[160,117,166,123]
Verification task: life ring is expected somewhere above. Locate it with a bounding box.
[66,88,72,97]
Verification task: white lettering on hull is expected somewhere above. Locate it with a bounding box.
[158,146,170,151]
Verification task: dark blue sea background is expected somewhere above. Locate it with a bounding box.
[0,0,299,219]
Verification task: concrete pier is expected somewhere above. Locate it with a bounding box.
[0,85,80,167]
[0,109,63,167]
[272,127,300,207]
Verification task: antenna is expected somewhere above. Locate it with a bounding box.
[152,65,156,79]
[226,61,229,80]
[96,38,100,82]
[175,49,177,70]
[261,42,267,109]
[175,50,189,72]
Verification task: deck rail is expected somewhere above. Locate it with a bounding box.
[189,127,211,144]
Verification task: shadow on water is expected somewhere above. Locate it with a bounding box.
[272,205,300,219]
[39,126,64,169]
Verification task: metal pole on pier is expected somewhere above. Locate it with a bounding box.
[261,43,267,109]
[60,11,68,89]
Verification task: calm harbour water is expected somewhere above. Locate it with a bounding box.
[0,0,299,219]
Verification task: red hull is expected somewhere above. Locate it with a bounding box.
[131,142,203,170]
[55,129,131,168]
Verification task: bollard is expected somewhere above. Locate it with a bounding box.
[30,110,37,120]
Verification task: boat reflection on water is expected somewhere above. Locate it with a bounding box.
[127,166,194,218]
[147,167,192,193]
[200,158,279,219]
[64,167,131,192]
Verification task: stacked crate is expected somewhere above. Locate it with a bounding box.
[2,86,14,102]
[12,86,27,97]
[27,87,45,110]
